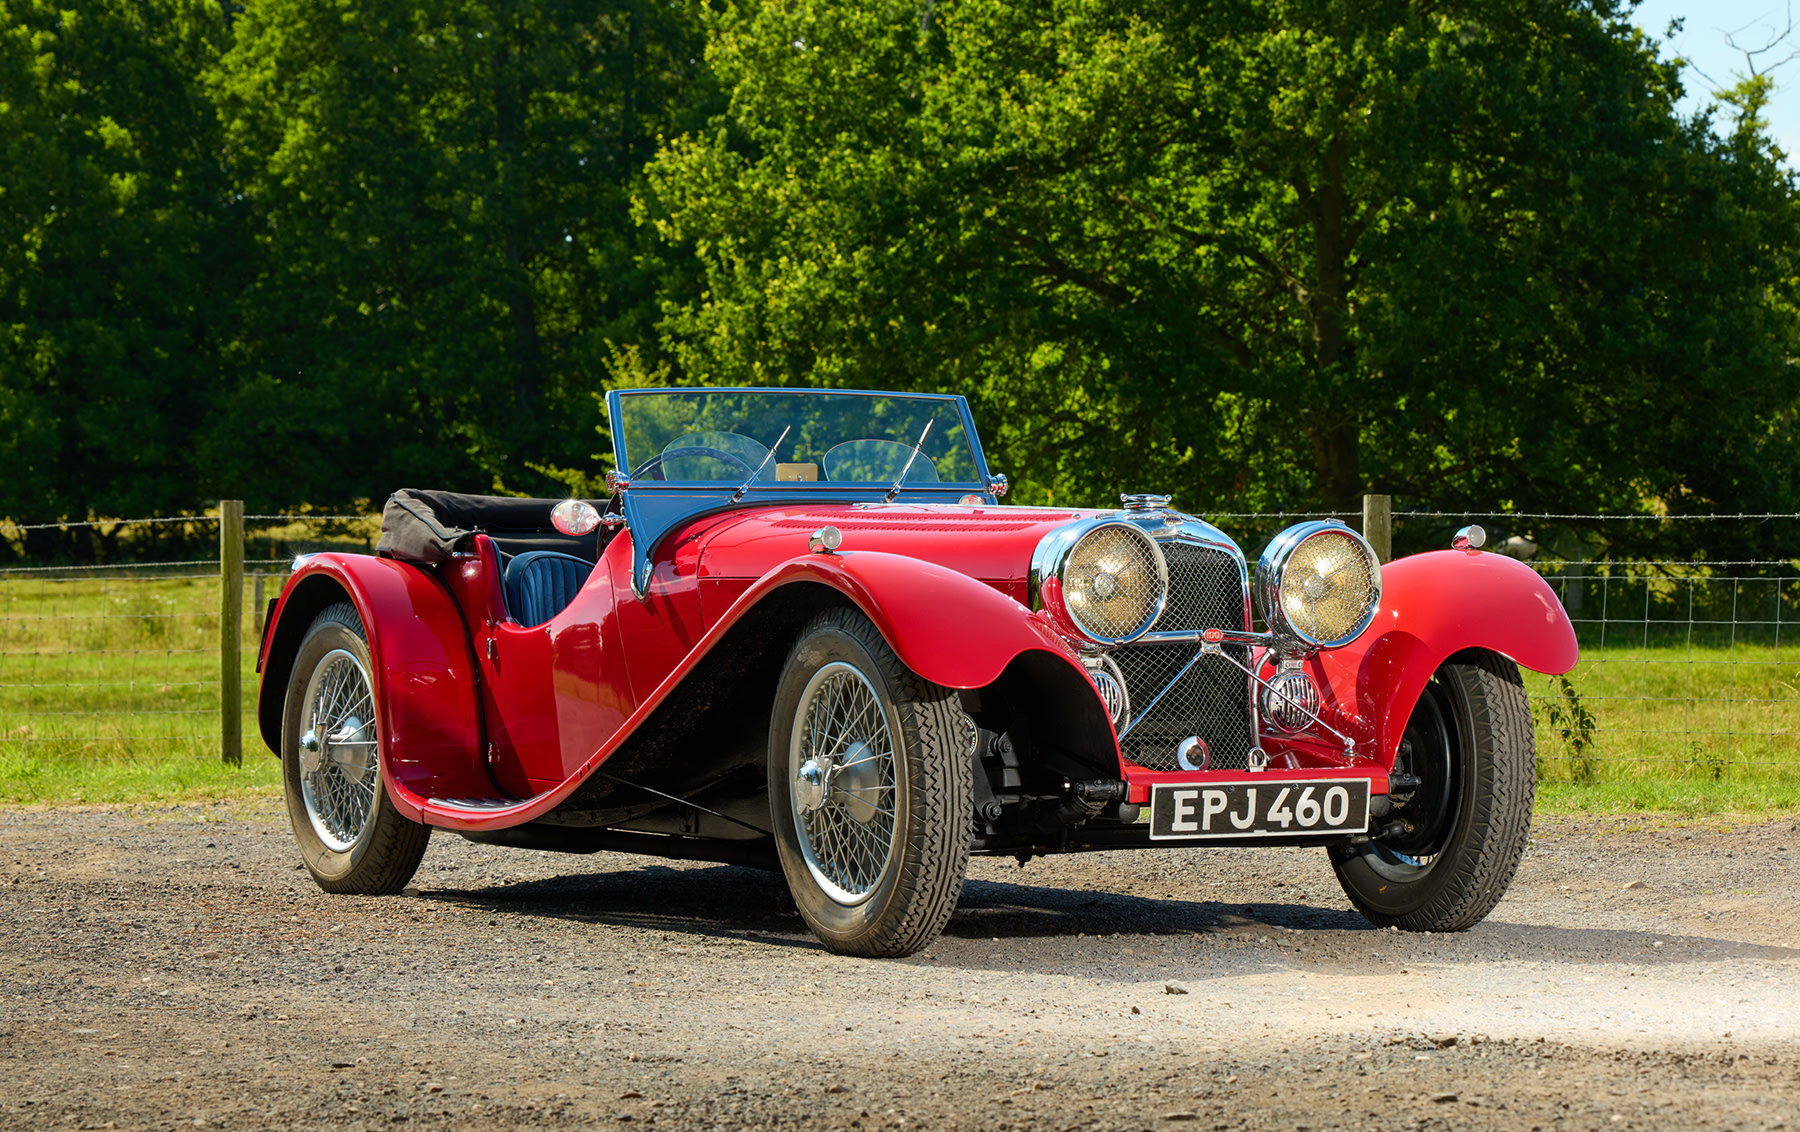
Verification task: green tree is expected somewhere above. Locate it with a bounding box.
[208,0,715,507]
[0,0,239,545]
[644,0,1800,533]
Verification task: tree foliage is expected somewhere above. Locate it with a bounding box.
[645,0,1800,522]
[208,0,715,508]
[0,0,1796,549]
[0,0,239,532]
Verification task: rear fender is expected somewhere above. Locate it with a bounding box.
[256,554,489,819]
[1306,549,1578,767]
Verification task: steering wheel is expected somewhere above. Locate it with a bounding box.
[630,446,759,482]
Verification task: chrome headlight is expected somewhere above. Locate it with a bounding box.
[1032,520,1168,645]
[1254,521,1381,648]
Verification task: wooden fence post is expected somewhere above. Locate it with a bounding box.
[220,500,244,766]
[1362,494,1392,564]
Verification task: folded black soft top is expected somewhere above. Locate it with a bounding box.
[377,488,582,565]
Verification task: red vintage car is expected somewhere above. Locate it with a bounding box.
[257,388,1577,957]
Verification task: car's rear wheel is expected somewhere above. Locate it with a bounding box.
[1329,649,1534,931]
[281,602,430,894]
[768,607,971,957]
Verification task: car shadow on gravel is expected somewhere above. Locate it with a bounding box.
[1451,919,1800,964]
[416,865,1375,948]
[419,863,818,944]
[945,877,1372,938]
[397,859,1800,967]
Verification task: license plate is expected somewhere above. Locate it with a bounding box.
[1148,779,1370,840]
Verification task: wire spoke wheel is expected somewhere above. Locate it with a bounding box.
[791,662,901,904]
[298,648,380,852]
[281,601,429,896]
[769,607,971,957]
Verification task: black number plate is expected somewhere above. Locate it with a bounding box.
[1148,779,1370,840]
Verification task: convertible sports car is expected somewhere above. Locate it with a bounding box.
[257,388,1577,957]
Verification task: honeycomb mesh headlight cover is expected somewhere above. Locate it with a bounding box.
[1031,520,1169,645]
[1254,522,1382,648]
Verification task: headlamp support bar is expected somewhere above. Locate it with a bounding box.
[1198,637,1357,754]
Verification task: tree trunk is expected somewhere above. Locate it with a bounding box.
[494,10,540,436]
[622,0,640,169]
[1312,423,1362,511]
[1306,133,1361,510]
[505,236,540,421]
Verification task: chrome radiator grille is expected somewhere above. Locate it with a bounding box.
[1114,540,1254,772]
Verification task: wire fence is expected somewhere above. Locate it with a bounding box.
[1524,559,1800,783]
[1195,503,1800,784]
[1,502,1797,787]
[0,511,378,778]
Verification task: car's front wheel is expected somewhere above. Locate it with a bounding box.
[1329,649,1534,931]
[767,607,971,957]
[280,602,430,894]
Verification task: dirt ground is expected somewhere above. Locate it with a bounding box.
[2,801,1796,1131]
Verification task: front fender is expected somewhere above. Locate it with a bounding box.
[769,549,1080,689]
[256,554,489,820]
[1308,549,1578,767]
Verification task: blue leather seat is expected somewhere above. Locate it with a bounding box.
[503,551,592,628]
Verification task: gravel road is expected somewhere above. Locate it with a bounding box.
[3,802,1796,1131]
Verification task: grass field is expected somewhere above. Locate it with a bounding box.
[1528,620,1800,788]
[0,572,270,804]
[2,570,1798,812]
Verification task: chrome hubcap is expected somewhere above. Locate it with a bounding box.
[789,662,900,906]
[298,728,322,774]
[834,740,884,824]
[298,649,380,853]
[795,758,828,813]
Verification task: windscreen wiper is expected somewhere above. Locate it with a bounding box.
[731,425,791,503]
[883,419,935,503]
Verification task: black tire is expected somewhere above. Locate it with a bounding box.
[280,602,430,895]
[1329,649,1534,931]
[767,607,972,957]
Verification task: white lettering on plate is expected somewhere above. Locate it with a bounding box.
[1200,790,1228,831]
[1229,788,1257,830]
[1171,789,1201,833]
[1325,785,1350,825]
[1268,787,1293,828]
[1295,786,1321,827]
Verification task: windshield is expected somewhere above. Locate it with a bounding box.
[610,389,984,488]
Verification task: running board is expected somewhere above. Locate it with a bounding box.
[457,825,778,870]
[427,794,534,812]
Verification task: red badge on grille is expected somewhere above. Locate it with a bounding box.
[1203,628,1224,643]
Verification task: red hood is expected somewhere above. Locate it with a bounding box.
[689,503,1094,600]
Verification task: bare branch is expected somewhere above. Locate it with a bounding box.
[1686,0,1800,94]
[1720,0,1800,78]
